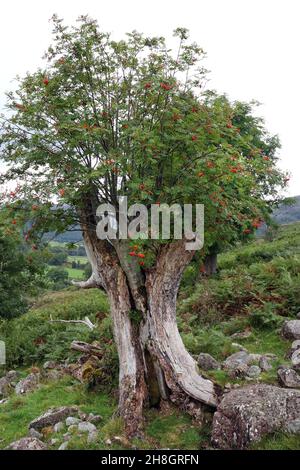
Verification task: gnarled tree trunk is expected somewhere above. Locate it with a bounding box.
[79,214,217,436]
[143,241,217,417]
[108,268,148,437]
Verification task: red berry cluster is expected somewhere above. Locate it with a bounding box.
[129,245,145,266]
[160,82,173,91]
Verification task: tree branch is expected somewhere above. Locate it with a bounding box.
[71,274,99,289]
[49,314,96,330]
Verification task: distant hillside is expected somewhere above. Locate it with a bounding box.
[272,196,300,225]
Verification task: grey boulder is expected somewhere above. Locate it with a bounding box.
[87,430,98,443]
[15,373,40,395]
[246,365,261,378]
[0,377,13,397]
[282,320,300,340]
[197,353,220,370]
[43,361,58,370]
[7,437,47,450]
[286,418,300,434]
[29,406,78,431]
[277,367,300,388]
[212,384,300,449]
[223,351,250,370]
[78,421,97,433]
[28,428,43,439]
[53,421,64,433]
[87,413,103,424]
[259,356,272,371]
[6,370,19,382]
[291,349,300,370]
[66,416,81,426]
[286,340,300,359]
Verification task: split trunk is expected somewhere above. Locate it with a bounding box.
[80,225,217,436]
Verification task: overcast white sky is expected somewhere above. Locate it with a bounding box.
[0,0,299,195]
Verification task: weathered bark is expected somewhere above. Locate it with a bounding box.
[143,241,217,418]
[110,240,217,430]
[77,199,148,436]
[77,201,217,435]
[108,268,147,436]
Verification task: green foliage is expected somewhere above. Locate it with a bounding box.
[65,267,85,280]
[128,309,143,325]
[48,245,68,266]
[248,303,284,330]
[145,411,203,450]
[179,223,300,325]
[0,375,211,450]
[1,223,300,449]
[0,215,47,319]
[251,432,300,450]
[181,265,198,288]
[46,266,69,290]
[0,16,287,262]
[180,326,234,359]
[264,223,279,242]
[0,288,110,367]
[84,262,92,279]
[177,222,300,384]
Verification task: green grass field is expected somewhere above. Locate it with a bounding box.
[67,255,87,264]
[66,267,85,280]
[0,376,203,450]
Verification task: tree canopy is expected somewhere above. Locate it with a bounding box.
[0,15,288,263]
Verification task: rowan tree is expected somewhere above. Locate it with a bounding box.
[0,16,287,434]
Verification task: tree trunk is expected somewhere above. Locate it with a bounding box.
[204,252,218,276]
[143,241,217,419]
[108,269,148,437]
[80,223,218,436]
[114,240,217,434]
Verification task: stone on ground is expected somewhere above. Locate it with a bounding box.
[7,437,48,450]
[15,373,40,395]
[277,367,300,388]
[211,384,300,449]
[78,421,97,433]
[282,320,300,340]
[29,406,78,431]
[197,353,220,370]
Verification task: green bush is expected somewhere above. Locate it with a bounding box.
[0,288,111,367]
[248,303,284,330]
[181,326,234,359]
[46,267,70,290]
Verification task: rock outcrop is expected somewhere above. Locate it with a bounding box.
[7,437,48,450]
[197,353,220,370]
[29,406,78,431]
[277,367,300,388]
[211,384,300,449]
[15,373,40,395]
[282,320,300,340]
